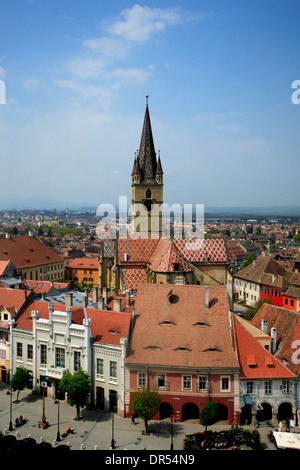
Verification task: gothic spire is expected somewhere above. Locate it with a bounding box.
[137,95,158,183]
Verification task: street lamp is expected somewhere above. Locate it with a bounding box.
[54,398,61,442]
[6,387,13,431]
[110,394,117,449]
[170,406,174,450]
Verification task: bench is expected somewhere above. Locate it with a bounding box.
[60,425,72,438]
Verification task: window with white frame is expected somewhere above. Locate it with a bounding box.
[246,381,254,394]
[198,376,207,391]
[138,372,146,388]
[55,347,65,368]
[157,373,166,388]
[40,344,47,366]
[96,358,104,378]
[282,380,292,394]
[221,376,230,392]
[110,361,117,383]
[74,351,81,371]
[17,342,22,360]
[265,381,272,395]
[182,375,192,391]
[27,344,33,363]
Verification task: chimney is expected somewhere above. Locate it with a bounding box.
[204,285,209,310]
[41,292,46,301]
[97,297,104,310]
[113,298,122,312]
[103,287,108,309]
[65,292,73,307]
[93,286,98,304]
[125,290,130,307]
[261,319,268,335]
[271,327,277,354]
[82,292,88,308]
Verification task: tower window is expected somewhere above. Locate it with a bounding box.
[146,189,152,199]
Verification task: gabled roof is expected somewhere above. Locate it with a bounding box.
[126,284,239,369]
[14,299,132,346]
[148,239,192,273]
[0,287,29,312]
[251,303,300,375]
[0,235,64,269]
[234,255,295,289]
[117,238,228,267]
[233,314,295,379]
[67,258,99,270]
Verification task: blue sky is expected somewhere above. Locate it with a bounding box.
[0,0,300,210]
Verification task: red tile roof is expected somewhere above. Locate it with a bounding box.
[86,308,131,346]
[14,299,131,346]
[67,258,99,270]
[233,314,295,379]
[251,303,300,375]
[0,235,64,269]
[125,284,239,369]
[148,239,192,273]
[0,287,29,311]
[122,268,147,290]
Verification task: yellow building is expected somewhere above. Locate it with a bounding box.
[0,234,65,281]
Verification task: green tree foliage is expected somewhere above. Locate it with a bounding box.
[131,388,161,433]
[200,401,219,431]
[10,367,32,402]
[59,369,91,419]
[241,253,256,269]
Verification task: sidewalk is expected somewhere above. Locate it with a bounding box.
[0,384,291,451]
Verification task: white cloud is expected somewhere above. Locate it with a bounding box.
[83,37,129,58]
[105,5,183,43]
[110,67,152,86]
[63,57,108,79]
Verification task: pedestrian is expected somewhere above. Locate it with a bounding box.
[131,414,135,425]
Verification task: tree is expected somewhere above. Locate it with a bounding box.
[131,388,161,433]
[10,367,31,402]
[200,401,219,432]
[59,369,91,420]
[241,253,256,269]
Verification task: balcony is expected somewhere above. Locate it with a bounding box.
[46,366,68,380]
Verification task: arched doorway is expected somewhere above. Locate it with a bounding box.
[160,402,172,420]
[217,404,228,421]
[277,402,292,423]
[182,402,199,422]
[240,404,252,425]
[256,402,272,422]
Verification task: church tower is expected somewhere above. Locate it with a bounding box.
[131,96,163,237]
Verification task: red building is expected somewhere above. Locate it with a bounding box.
[124,284,240,424]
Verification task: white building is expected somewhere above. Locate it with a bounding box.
[9,296,132,416]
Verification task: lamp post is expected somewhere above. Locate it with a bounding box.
[110,394,117,449]
[6,387,13,431]
[170,406,174,450]
[54,398,61,442]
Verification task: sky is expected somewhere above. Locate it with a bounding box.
[0,0,300,211]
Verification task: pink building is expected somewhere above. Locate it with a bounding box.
[124,284,240,424]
